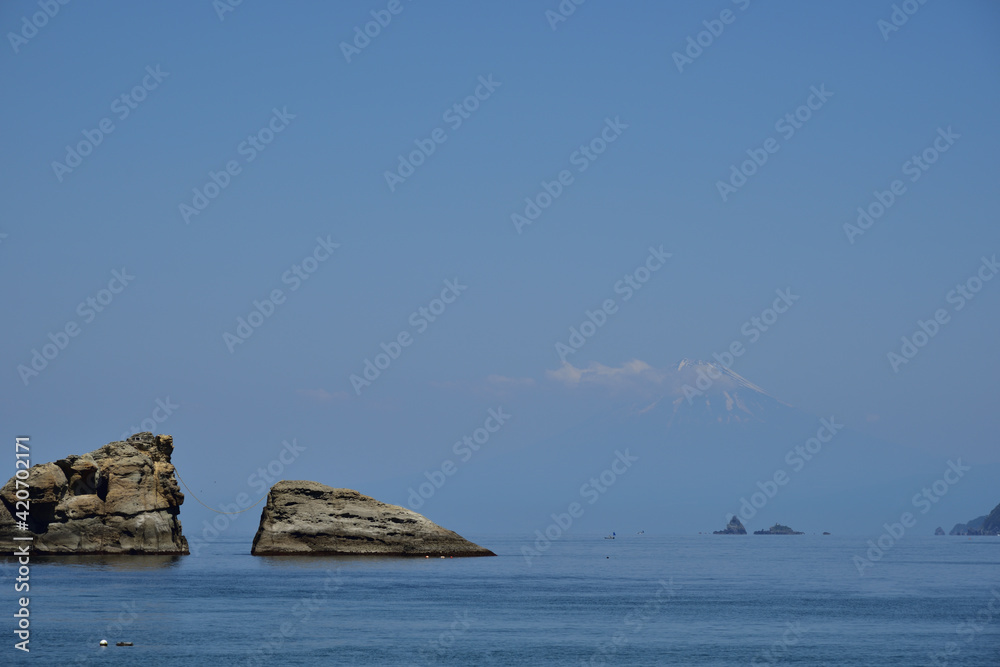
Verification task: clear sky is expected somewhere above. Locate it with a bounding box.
[2,2,998,536]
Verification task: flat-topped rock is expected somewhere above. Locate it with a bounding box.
[251,480,495,557]
[0,433,188,554]
[753,523,803,535]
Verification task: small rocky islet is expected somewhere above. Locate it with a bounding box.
[251,480,494,557]
[753,523,804,535]
[712,516,806,535]
[713,516,747,534]
[0,433,188,554]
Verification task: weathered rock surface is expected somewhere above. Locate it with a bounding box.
[713,516,747,534]
[251,480,495,557]
[0,433,188,554]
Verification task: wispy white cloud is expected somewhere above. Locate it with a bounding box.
[546,359,668,392]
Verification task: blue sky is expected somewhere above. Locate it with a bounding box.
[2,1,998,536]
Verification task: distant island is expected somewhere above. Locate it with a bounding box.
[753,523,803,535]
[713,516,747,534]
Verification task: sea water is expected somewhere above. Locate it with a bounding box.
[5,534,999,665]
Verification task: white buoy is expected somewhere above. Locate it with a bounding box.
[99,640,108,646]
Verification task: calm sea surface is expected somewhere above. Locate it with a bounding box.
[5,534,999,665]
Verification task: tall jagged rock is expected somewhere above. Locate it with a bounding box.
[251,480,494,557]
[0,433,188,554]
[713,515,747,534]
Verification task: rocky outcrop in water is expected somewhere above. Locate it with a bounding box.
[713,516,747,534]
[934,527,945,536]
[0,433,188,554]
[251,480,495,557]
[753,523,803,535]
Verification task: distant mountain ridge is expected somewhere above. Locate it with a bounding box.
[950,502,1000,535]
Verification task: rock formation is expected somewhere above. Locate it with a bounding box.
[949,502,1000,535]
[753,523,803,535]
[934,527,945,536]
[0,433,188,554]
[713,516,747,534]
[251,480,495,557]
